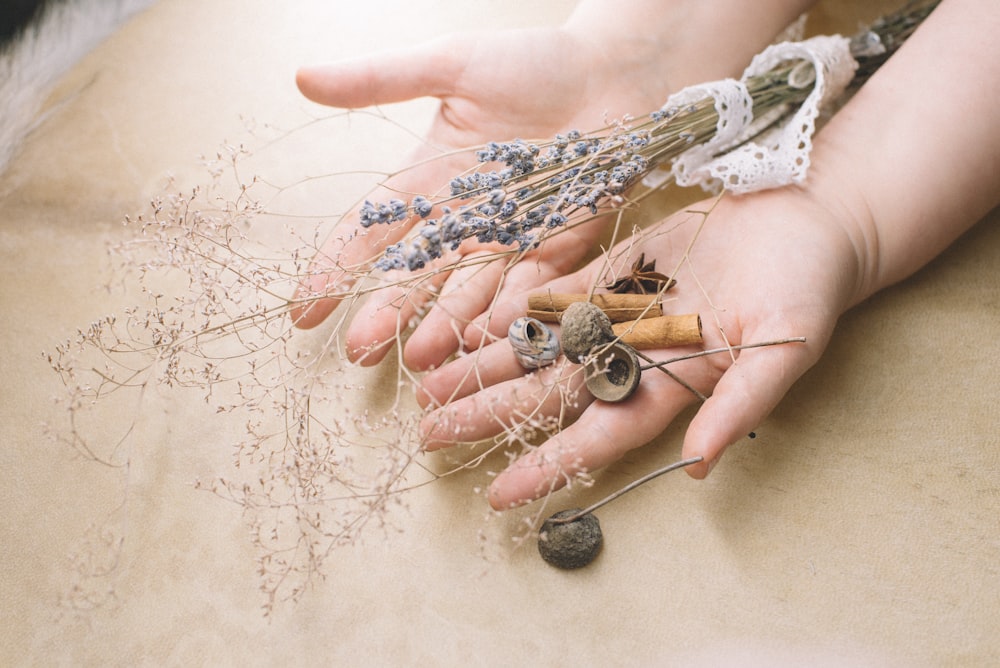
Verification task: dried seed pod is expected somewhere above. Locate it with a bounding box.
[508,317,560,369]
[559,301,613,363]
[585,341,641,403]
[538,509,603,569]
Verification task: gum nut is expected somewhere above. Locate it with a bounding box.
[508,317,560,369]
[585,341,641,403]
[538,509,603,569]
[560,301,613,363]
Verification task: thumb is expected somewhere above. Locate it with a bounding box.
[681,335,820,479]
[296,36,467,108]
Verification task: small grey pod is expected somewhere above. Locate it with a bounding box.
[559,301,614,363]
[508,317,561,369]
[538,509,603,569]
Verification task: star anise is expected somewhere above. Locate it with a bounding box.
[605,253,676,295]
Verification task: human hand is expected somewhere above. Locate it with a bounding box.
[289,25,674,370]
[417,186,865,509]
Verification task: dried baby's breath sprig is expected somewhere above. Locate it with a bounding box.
[44,142,584,613]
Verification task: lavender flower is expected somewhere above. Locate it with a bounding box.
[361,0,940,273]
[359,198,408,227]
[412,195,433,218]
[369,128,670,271]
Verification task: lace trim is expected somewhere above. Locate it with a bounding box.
[668,35,857,195]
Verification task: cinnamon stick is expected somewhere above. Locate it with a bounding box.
[612,314,702,349]
[527,292,661,323]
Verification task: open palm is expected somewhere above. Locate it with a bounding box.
[290,26,676,370]
[418,187,863,509]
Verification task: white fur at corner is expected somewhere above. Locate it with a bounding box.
[0,0,158,173]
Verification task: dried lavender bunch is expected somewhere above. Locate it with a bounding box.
[365,0,939,273]
[850,0,940,83]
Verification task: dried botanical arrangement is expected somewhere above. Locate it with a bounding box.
[46,1,939,613]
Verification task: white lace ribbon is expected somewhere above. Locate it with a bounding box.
[667,35,858,195]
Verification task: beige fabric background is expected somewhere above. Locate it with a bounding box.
[2,1,998,665]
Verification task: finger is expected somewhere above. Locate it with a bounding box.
[461,262,593,352]
[291,34,480,331]
[296,36,468,109]
[416,334,534,409]
[681,332,822,479]
[290,233,370,329]
[292,142,473,332]
[419,359,587,450]
[403,251,508,371]
[399,214,608,369]
[342,286,408,366]
[487,369,698,510]
[416,254,600,404]
[343,265,449,366]
[460,218,616,349]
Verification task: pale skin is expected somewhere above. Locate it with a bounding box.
[295,0,1000,509]
[291,0,817,364]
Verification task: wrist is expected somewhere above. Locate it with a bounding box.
[797,134,881,309]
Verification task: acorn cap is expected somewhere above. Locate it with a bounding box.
[584,341,641,403]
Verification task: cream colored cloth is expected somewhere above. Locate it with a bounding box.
[2,1,998,665]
